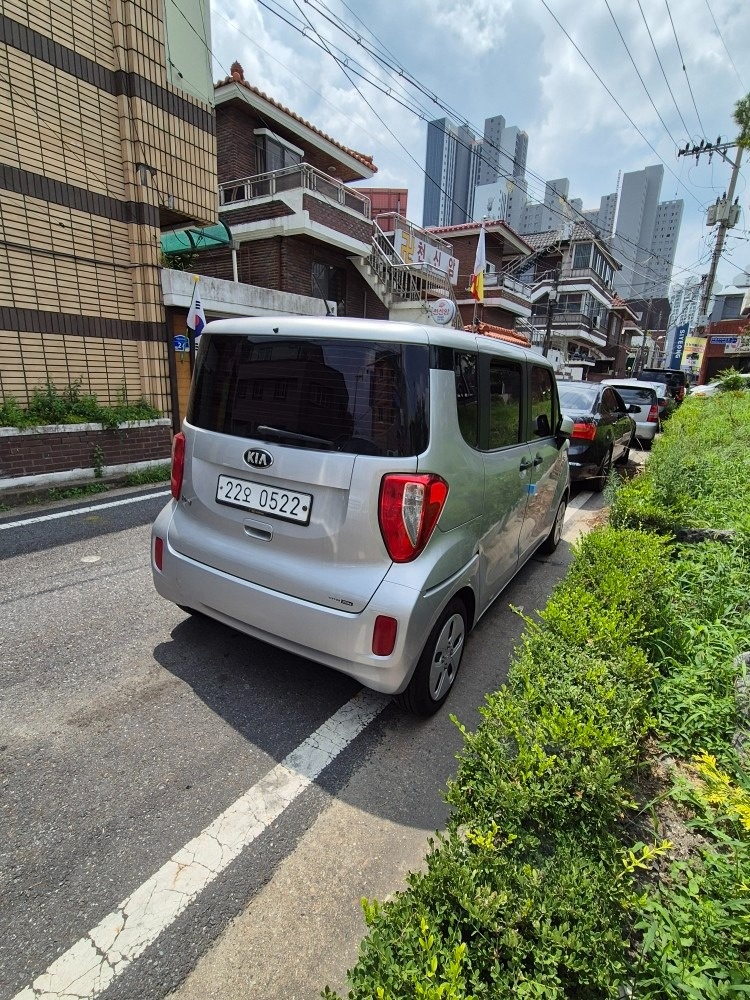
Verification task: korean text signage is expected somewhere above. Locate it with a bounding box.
[681,335,707,379]
[428,298,456,326]
[725,334,750,355]
[668,323,689,369]
[395,228,459,285]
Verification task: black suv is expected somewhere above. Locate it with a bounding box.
[637,367,689,403]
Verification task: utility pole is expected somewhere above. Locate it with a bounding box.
[679,139,743,321]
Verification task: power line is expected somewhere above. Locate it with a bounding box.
[246,0,710,289]
[634,0,694,141]
[536,0,703,209]
[602,0,682,150]
[703,0,746,91]
[260,0,702,280]
[663,0,707,136]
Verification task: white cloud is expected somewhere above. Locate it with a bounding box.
[210,0,750,289]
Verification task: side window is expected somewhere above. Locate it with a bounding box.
[529,366,555,439]
[488,360,522,449]
[454,352,478,447]
[601,388,619,414]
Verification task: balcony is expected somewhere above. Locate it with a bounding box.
[218,163,373,254]
[529,312,607,349]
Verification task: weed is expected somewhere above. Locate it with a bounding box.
[92,444,105,478]
[124,463,171,486]
[46,483,109,501]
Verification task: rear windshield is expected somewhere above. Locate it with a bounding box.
[609,386,654,404]
[640,369,685,386]
[557,384,597,412]
[189,335,430,456]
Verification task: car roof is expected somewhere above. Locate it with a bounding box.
[200,315,549,367]
[604,378,661,393]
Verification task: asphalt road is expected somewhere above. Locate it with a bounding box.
[0,483,606,1000]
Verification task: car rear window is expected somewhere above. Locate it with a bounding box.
[189,335,430,457]
[557,384,597,412]
[610,386,654,405]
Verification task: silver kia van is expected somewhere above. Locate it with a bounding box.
[152,316,571,714]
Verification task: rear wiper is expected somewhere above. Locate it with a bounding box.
[256,425,334,449]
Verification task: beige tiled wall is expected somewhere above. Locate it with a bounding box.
[1,0,218,418]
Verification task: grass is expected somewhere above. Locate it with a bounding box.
[124,463,171,486]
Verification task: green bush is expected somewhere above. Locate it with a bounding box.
[0,380,161,429]
[324,395,750,1000]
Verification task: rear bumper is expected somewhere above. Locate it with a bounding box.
[632,421,658,442]
[151,505,473,694]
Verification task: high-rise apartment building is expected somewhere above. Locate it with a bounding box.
[668,275,715,329]
[582,192,618,237]
[422,118,478,227]
[424,114,528,230]
[518,179,577,235]
[612,165,683,300]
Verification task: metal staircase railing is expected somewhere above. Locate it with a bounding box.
[368,220,463,329]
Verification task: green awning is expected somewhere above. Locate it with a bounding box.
[161,221,232,255]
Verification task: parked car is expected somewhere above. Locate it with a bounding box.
[637,367,689,403]
[152,316,573,715]
[690,372,750,397]
[556,380,635,489]
[602,379,662,448]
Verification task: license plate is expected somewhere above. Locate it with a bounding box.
[216,475,312,524]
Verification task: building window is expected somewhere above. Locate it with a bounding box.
[312,262,347,316]
[573,242,592,269]
[255,129,303,173]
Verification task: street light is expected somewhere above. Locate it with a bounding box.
[542,270,560,357]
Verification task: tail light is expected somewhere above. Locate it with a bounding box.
[647,404,658,423]
[571,421,597,441]
[372,616,398,656]
[378,473,449,562]
[171,432,185,500]
[154,536,164,571]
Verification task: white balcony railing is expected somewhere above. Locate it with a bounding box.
[219,163,371,218]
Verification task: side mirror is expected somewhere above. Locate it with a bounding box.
[627,404,639,414]
[556,415,573,449]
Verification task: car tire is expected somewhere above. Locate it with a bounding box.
[593,447,612,492]
[539,496,567,555]
[394,598,467,716]
[642,438,652,451]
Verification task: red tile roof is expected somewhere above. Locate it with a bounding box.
[464,322,531,347]
[216,64,377,173]
[428,219,533,252]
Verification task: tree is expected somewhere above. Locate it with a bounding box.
[735,92,750,149]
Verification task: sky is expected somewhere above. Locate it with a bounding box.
[209,0,750,296]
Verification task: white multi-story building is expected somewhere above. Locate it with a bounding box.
[518,178,578,235]
[612,165,683,300]
[668,276,714,329]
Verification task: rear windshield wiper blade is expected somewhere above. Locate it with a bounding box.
[256,425,334,449]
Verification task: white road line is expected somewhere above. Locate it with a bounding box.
[0,491,170,530]
[566,490,594,512]
[12,689,389,1000]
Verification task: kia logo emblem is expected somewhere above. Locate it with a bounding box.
[244,448,274,469]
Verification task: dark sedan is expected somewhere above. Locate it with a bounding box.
[556,380,635,490]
